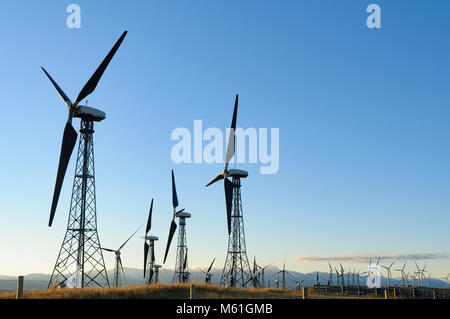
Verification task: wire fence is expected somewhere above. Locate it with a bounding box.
[310,285,450,299]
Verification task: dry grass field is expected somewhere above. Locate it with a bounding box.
[0,283,308,299]
[4,283,445,299]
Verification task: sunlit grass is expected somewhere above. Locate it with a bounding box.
[0,283,303,299]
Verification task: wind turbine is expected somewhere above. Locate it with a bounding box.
[440,273,449,288]
[102,226,140,287]
[327,262,333,286]
[346,268,351,287]
[334,267,341,286]
[339,263,345,286]
[291,278,306,291]
[143,199,158,284]
[352,267,356,286]
[394,262,407,287]
[163,170,191,283]
[381,261,395,287]
[256,263,271,288]
[356,269,361,286]
[199,258,216,284]
[426,272,432,288]
[415,262,427,287]
[206,94,252,287]
[244,257,261,288]
[276,261,287,289]
[44,31,128,288]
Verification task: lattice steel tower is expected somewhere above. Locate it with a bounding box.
[220,175,252,288]
[173,213,191,283]
[42,31,128,288]
[49,119,109,288]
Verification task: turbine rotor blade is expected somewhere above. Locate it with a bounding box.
[224,94,238,169]
[207,258,216,273]
[163,219,177,263]
[41,67,73,109]
[172,170,179,209]
[146,199,154,234]
[119,226,141,251]
[149,268,154,283]
[119,256,126,283]
[73,31,128,107]
[144,242,149,278]
[101,248,115,252]
[183,249,188,271]
[206,172,224,187]
[224,178,233,235]
[49,122,78,226]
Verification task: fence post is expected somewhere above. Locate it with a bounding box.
[190,284,196,299]
[393,288,397,299]
[16,276,24,299]
[433,290,436,300]
[340,286,344,295]
[412,288,415,299]
[384,289,388,299]
[302,287,307,299]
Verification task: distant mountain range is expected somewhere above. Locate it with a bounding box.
[0,267,448,291]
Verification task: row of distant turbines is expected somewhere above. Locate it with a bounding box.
[42,31,257,289]
[323,258,449,289]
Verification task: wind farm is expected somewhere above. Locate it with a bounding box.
[0,1,450,305]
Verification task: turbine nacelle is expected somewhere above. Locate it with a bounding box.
[143,235,159,241]
[228,169,248,179]
[176,211,191,218]
[73,105,106,122]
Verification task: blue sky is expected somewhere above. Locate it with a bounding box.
[0,1,449,278]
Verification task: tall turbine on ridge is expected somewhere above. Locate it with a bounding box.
[143,199,159,284]
[102,226,140,287]
[206,94,252,288]
[44,31,128,288]
[164,170,191,283]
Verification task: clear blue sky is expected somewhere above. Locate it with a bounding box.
[0,1,449,277]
